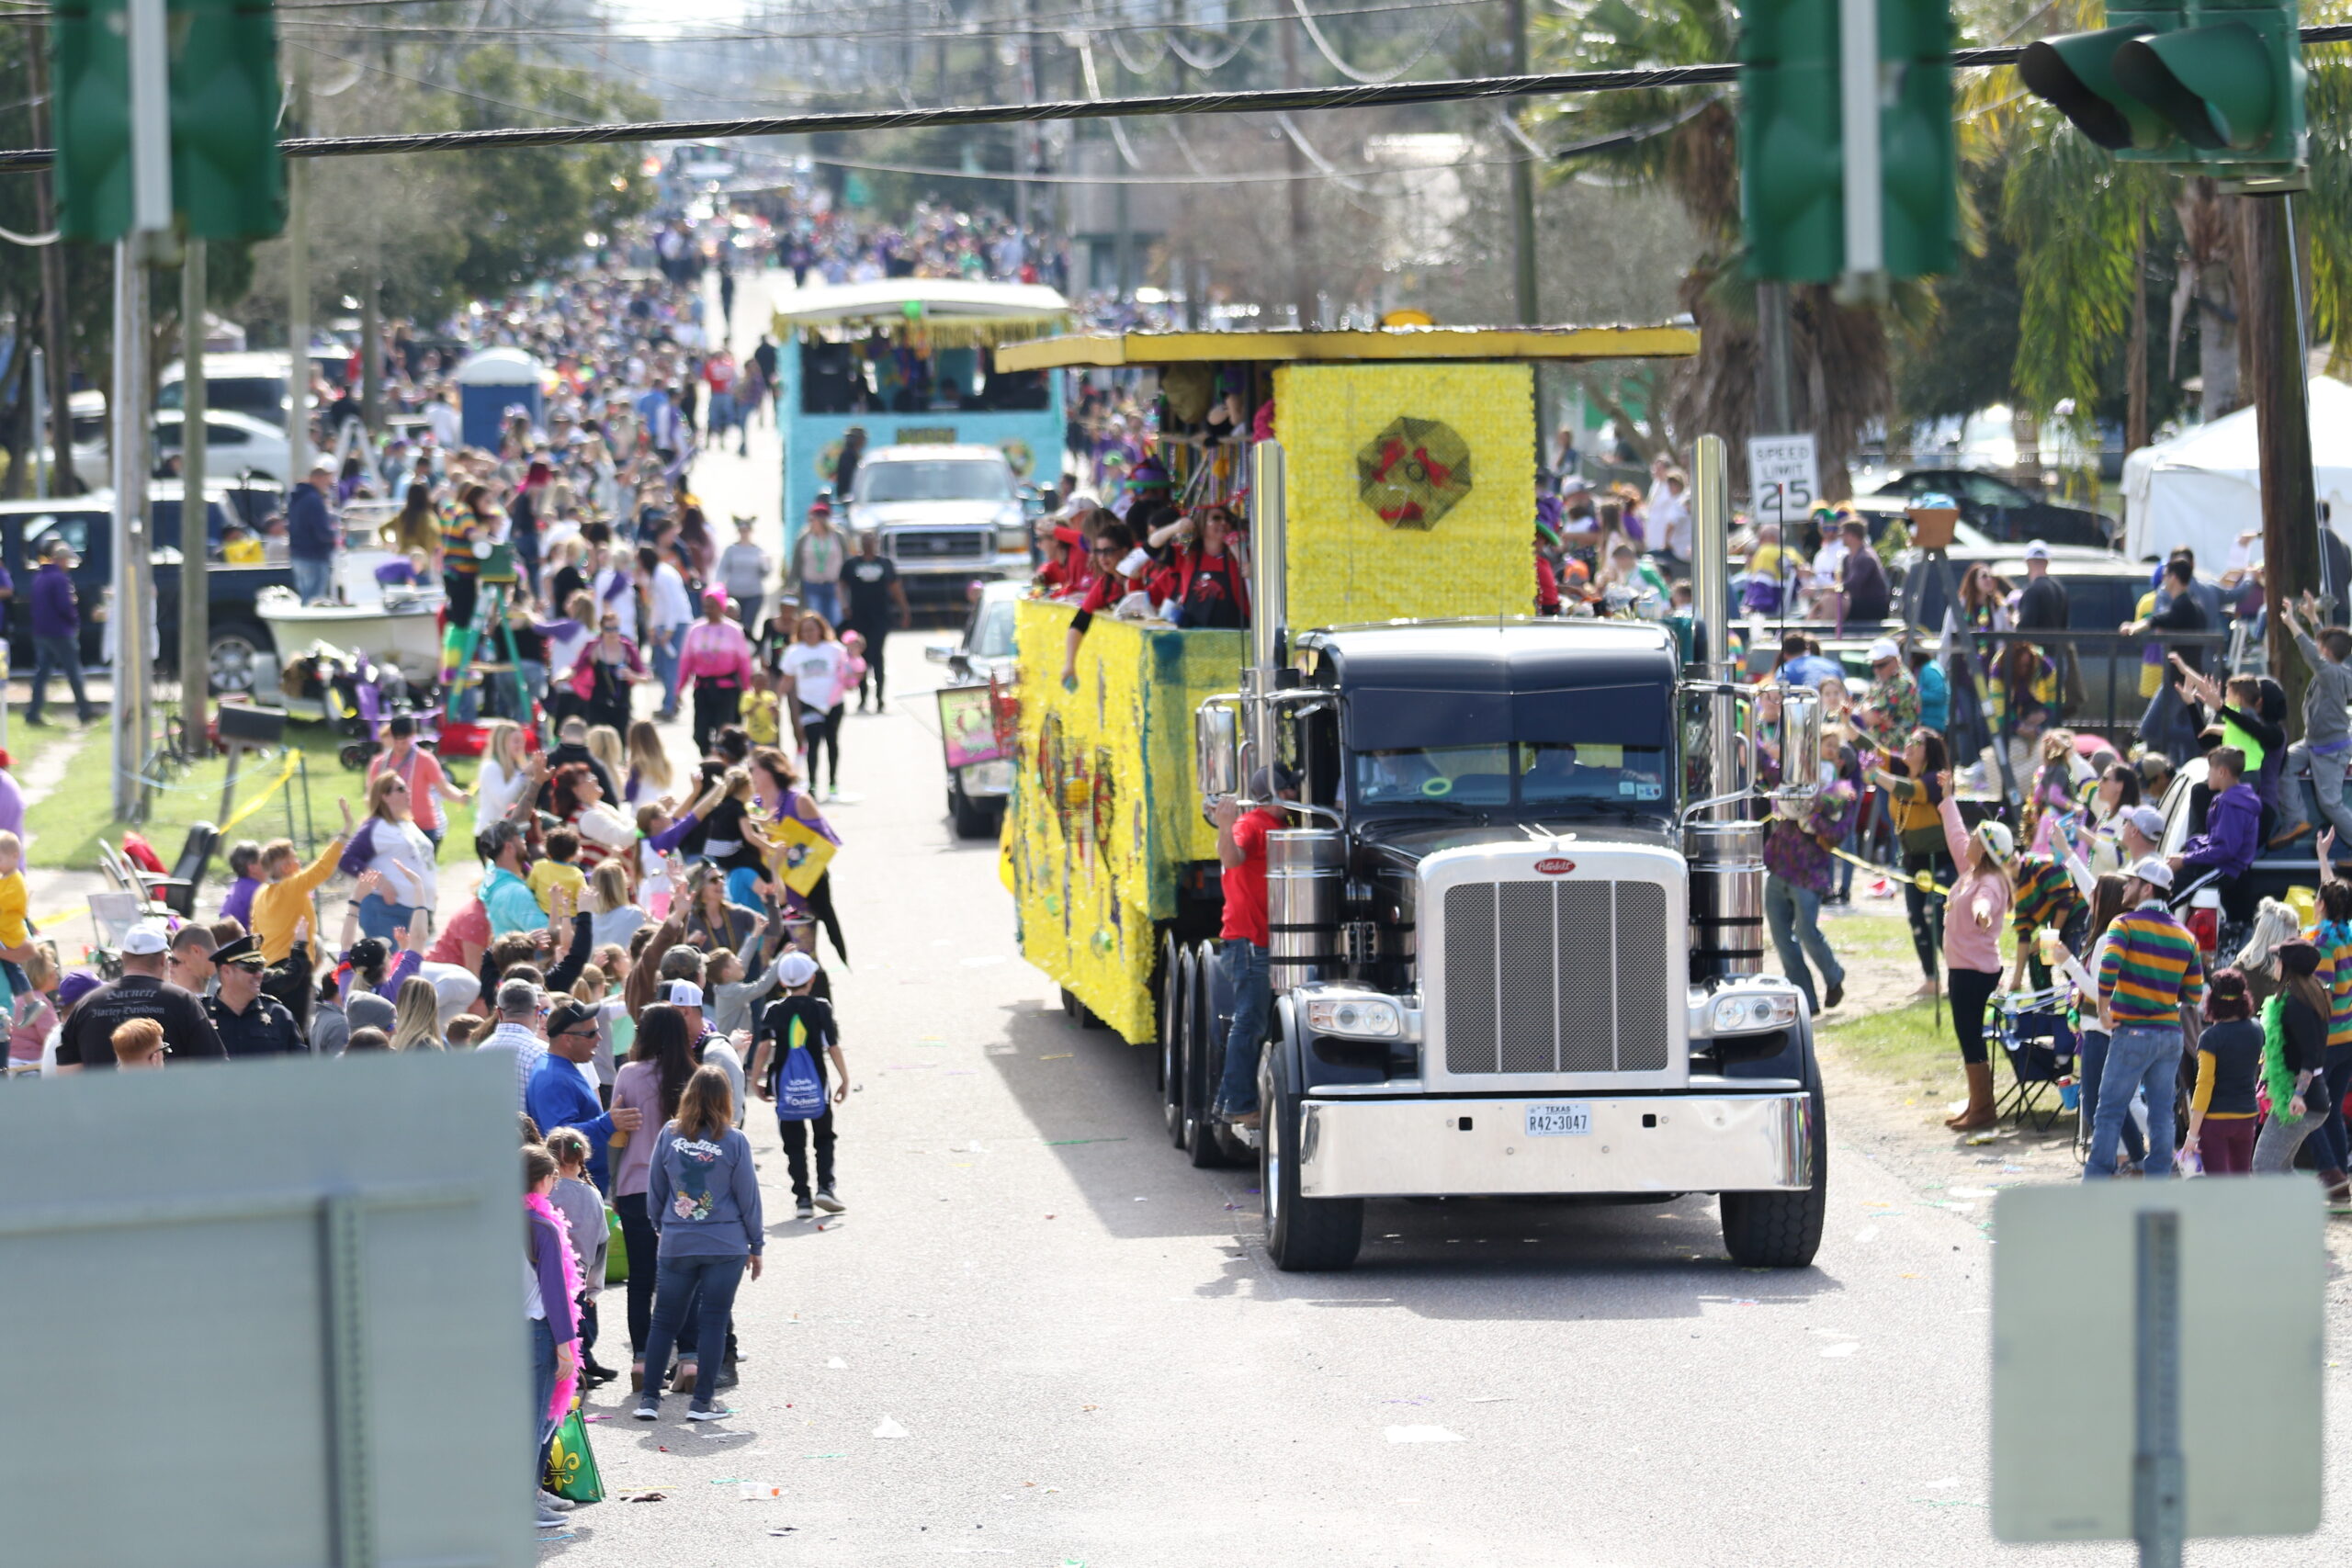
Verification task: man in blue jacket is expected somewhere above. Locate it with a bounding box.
[526,998,641,1190]
[287,462,337,604]
[26,537,92,726]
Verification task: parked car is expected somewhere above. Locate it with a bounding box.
[69,400,299,511]
[925,579,1021,837]
[1862,467,2114,548]
[840,444,1034,611]
[153,409,293,488]
[2157,754,2307,952]
[156,349,348,434]
[0,489,295,694]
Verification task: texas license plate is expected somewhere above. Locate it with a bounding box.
[1524,1103,1592,1137]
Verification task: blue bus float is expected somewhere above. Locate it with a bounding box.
[772,279,1070,567]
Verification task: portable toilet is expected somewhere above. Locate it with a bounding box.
[454,346,545,449]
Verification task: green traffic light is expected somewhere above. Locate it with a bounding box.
[2116,18,2293,153]
[2018,25,2174,152]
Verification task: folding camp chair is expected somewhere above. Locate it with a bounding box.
[96,840,179,919]
[1994,984,2076,1133]
[83,891,146,977]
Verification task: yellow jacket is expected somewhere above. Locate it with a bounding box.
[253,838,345,962]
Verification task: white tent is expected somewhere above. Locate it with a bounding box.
[2122,376,2352,565]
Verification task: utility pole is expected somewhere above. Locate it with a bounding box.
[1282,18,1311,329]
[1756,281,1794,437]
[2247,194,2322,719]
[1172,0,1199,329]
[110,0,172,822]
[360,257,382,435]
[180,241,208,743]
[28,35,74,496]
[1504,0,1539,329]
[1013,0,1033,237]
[286,55,311,486]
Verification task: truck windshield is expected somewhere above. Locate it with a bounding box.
[1345,680,1675,818]
[855,460,1013,504]
[1354,742,1671,813]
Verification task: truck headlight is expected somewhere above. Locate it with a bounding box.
[1712,992,1799,1033]
[996,505,1028,554]
[1306,995,1402,1039]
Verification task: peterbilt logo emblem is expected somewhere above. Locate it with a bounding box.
[1533,858,1577,874]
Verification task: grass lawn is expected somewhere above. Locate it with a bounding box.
[1816,908,2054,1119]
[22,716,490,874]
[1819,998,1970,1111]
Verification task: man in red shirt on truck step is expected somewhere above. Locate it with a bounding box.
[1211,764,1296,1131]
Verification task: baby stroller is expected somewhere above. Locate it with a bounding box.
[322,652,434,772]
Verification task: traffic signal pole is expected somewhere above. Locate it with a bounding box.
[2246,194,2322,718]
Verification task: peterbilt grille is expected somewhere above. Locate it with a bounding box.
[1442,879,1671,1076]
[890,530,988,560]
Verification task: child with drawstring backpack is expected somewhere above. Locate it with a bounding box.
[749,951,847,1221]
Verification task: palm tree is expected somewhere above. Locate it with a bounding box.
[1965,0,2352,440]
[1528,0,1906,495]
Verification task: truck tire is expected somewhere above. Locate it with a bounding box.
[1261,1037,1363,1270]
[1058,987,1092,1028]
[208,622,268,695]
[1159,937,1189,1145]
[1718,1033,1828,1269]
[1182,940,1231,1168]
[949,778,995,840]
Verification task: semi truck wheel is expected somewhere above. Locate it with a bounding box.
[1261,1042,1363,1271]
[1718,1037,1828,1269]
[1160,938,1189,1145]
[949,779,995,839]
[1182,941,1232,1168]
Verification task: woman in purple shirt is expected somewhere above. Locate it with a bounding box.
[0,750,26,844]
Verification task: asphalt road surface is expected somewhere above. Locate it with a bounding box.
[537,624,2347,1567]
[544,272,2347,1564]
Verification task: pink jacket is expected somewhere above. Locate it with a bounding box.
[678,618,753,688]
[1939,796,2010,974]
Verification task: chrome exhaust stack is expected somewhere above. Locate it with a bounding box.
[1684,434,1762,979]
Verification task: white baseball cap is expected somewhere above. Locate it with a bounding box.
[2128,855,2174,891]
[1975,819,2016,862]
[777,952,819,988]
[2024,541,2052,560]
[665,980,706,1010]
[1866,638,1901,665]
[120,923,170,956]
[2126,805,2166,841]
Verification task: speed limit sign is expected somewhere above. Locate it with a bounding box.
[1747,434,1819,526]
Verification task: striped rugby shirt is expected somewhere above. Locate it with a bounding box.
[2010,855,2082,941]
[2312,920,2352,1045]
[2096,901,2205,1025]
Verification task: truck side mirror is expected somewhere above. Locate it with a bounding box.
[1194,698,1239,807]
[1770,686,1823,806]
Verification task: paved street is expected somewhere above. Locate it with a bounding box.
[547,596,2352,1566]
[501,267,2350,1568]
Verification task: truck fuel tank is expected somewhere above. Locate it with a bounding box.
[1268,829,1347,990]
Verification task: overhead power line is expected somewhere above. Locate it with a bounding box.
[4,28,2351,174]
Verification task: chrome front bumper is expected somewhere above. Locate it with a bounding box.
[1296,1092,1813,1198]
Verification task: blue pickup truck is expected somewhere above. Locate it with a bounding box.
[0,485,295,694]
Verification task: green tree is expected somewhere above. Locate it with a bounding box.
[1526,0,1916,494]
[440,47,659,298]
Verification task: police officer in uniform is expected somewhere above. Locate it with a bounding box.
[206,935,307,1058]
